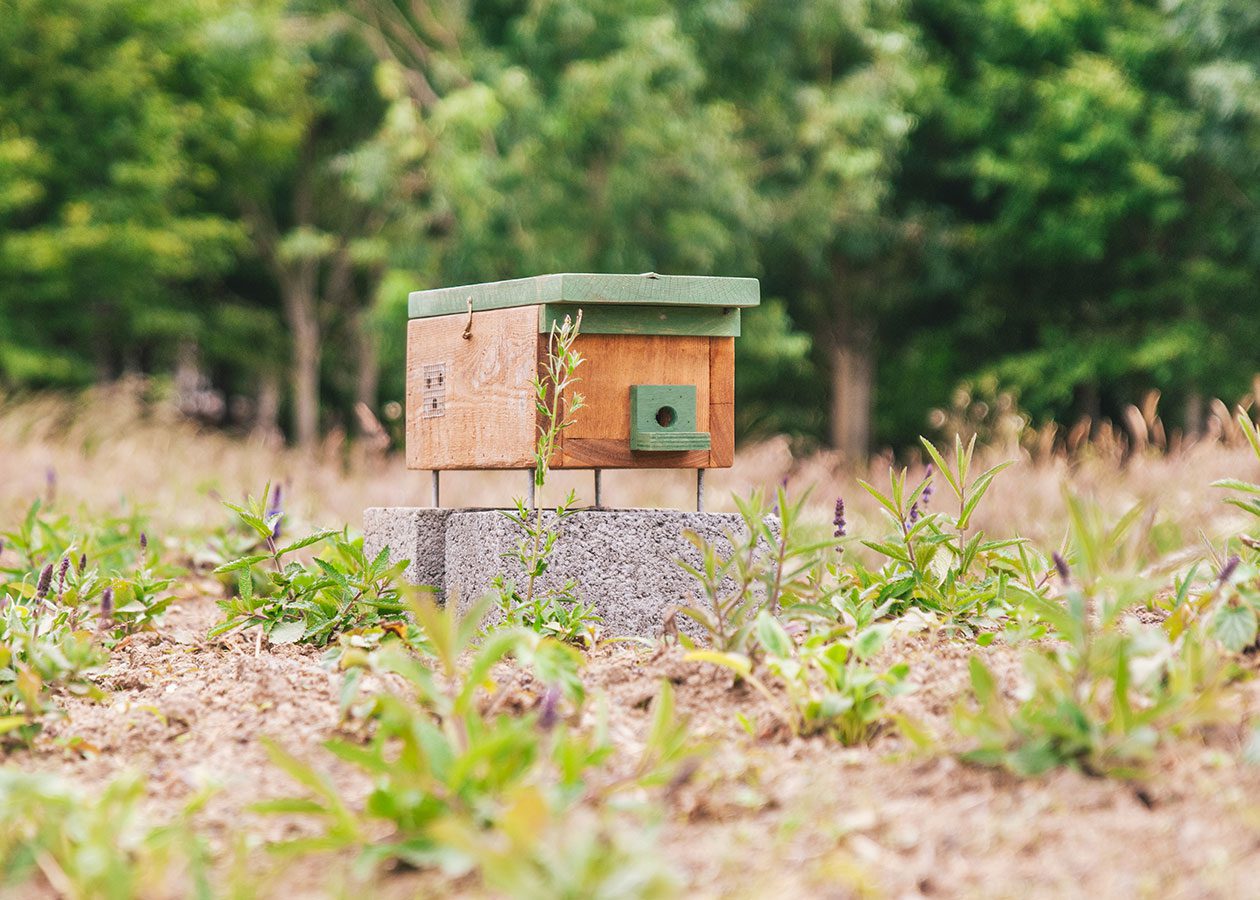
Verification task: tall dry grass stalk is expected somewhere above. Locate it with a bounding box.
[1,381,1257,552]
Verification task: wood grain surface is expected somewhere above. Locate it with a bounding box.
[406,305,540,470]
[708,337,735,468]
[555,334,712,468]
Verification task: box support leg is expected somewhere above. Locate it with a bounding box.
[431,470,440,508]
[594,468,603,509]
[697,468,706,512]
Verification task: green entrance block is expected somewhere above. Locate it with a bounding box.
[629,385,711,452]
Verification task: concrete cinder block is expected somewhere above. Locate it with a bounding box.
[362,507,454,590]
[363,506,771,638]
[443,509,751,637]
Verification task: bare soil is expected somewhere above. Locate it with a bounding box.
[12,582,1260,899]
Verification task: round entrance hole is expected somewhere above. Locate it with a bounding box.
[655,406,676,428]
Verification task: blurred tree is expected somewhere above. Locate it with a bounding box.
[348,0,758,282]
[226,3,420,446]
[1164,0,1260,432]
[0,0,254,388]
[897,0,1250,436]
[679,0,923,459]
[7,0,1260,455]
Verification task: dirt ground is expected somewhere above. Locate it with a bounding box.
[13,580,1260,899]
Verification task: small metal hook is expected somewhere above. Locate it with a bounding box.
[462,296,474,340]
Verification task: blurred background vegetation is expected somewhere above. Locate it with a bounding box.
[1,0,1257,459]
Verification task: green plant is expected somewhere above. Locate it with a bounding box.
[259,593,694,889]
[955,497,1232,778]
[0,608,105,747]
[494,311,601,647]
[854,437,1030,634]
[692,610,910,745]
[494,494,601,647]
[0,500,151,576]
[0,768,213,899]
[209,486,408,647]
[0,502,194,745]
[677,486,833,652]
[1195,413,1260,651]
[1,502,178,641]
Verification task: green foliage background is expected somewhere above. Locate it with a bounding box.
[1,0,1257,450]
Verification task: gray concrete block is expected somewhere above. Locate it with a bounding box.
[362,507,454,591]
[443,509,754,638]
[364,506,775,638]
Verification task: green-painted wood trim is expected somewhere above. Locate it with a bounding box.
[538,304,740,337]
[629,384,710,451]
[630,431,712,451]
[409,272,760,319]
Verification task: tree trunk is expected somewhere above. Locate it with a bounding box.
[830,340,874,463]
[283,278,321,448]
[354,305,380,419]
[1184,388,1204,440]
[254,373,282,442]
[826,255,875,462]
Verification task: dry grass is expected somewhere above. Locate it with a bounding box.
[3,380,1257,552]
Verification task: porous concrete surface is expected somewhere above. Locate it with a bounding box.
[443,509,754,637]
[362,507,454,590]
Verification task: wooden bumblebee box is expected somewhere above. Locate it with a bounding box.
[405,273,760,471]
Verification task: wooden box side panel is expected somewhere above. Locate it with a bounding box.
[406,305,540,470]
[556,334,712,469]
[708,337,735,468]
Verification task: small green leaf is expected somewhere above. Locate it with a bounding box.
[685,650,752,677]
[269,620,307,644]
[754,611,793,658]
[968,655,997,706]
[213,554,270,574]
[1212,603,1258,653]
[1212,478,1260,495]
[278,530,340,556]
[852,624,890,660]
[0,716,29,735]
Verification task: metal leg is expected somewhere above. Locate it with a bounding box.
[697,468,706,512]
[431,470,440,508]
[527,470,536,510]
[594,468,603,509]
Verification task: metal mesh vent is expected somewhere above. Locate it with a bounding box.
[421,363,447,418]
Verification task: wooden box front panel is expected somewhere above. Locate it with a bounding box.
[708,337,735,467]
[406,305,540,470]
[555,334,735,469]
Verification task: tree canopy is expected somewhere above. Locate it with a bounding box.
[1,0,1257,453]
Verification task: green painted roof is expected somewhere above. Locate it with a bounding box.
[408,272,760,319]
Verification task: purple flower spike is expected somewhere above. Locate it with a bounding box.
[910,465,935,525]
[34,563,54,600]
[267,484,284,541]
[833,498,847,539]
[1053,552,1071,583]
[56,555,70,600]
[538,686,561,732]
[100,586,114,622]
[1219,555,1241,584]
